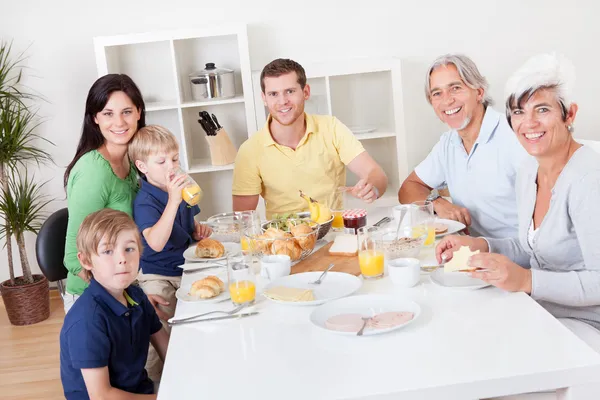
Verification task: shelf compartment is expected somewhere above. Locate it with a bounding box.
[181,95,245,109]
[173,35,243,104]
[144,109,187,171]
[187,160,235,174]
[104,41,178,104]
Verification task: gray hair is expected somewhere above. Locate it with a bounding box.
[504,53,575,129]
[424,54,493,107]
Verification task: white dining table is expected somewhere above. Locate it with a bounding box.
[158,207,600,400]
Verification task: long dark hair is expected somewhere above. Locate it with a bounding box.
[64,74,146,187]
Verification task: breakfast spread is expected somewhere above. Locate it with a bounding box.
[195,238,225,258]
[263,286,315,302]
[444,246,480,272]
[253,225,317,261]
[325,311,415,332]
[189,275,225,299]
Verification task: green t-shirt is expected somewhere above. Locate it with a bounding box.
[63,150,139,295]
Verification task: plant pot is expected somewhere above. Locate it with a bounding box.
[0,274,50,325]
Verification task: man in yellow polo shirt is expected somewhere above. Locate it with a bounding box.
[232,58,388,218]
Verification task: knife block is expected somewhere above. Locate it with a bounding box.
[205,128,237,166]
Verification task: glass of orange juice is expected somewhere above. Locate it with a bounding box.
[331,187,347,231]
[172,167,203,206]
[357,226,385,279]
[411,200,435,247]
[234,211,261,255]
[227,255,256,305]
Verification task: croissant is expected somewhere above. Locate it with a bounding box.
[272,239,303,261]
[195,238,225,258]
[290,224,316,251]
[190,275,225,299]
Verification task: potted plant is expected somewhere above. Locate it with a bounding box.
[0,40,54,325]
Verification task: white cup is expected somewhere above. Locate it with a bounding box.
[388,258,421,288]
[260,255,292,280]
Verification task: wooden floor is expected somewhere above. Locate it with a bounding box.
[0,290,65,399]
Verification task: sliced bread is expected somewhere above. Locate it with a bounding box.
[328,234,358,257]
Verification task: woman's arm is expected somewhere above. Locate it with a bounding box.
[484,237,531,268]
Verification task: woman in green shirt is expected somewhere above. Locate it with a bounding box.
[62,74,168,317]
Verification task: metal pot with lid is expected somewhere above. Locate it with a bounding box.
[189,63,235,101]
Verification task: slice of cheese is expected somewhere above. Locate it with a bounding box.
[263,286,315,302]
[444,246,480,272]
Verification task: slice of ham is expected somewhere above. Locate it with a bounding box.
[368,312,414,329]
[325,313,365,332]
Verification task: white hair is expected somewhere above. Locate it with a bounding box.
[504,53,576,126]
[424,54,493,107]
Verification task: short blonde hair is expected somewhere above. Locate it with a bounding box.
[77,209,142,262]
[128,124,179,164]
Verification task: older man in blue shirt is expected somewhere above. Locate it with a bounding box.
[398,54,528,239]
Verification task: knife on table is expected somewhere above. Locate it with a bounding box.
[170,312,259,326]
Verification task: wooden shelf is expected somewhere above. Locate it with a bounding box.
[181,95,245,109]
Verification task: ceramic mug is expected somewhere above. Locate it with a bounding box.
[260,255,292,280]
[388,257,421,288]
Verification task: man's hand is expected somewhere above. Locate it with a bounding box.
[147,294,170,321]
[433,198,472,228]
[193,223,213,241]
[468,253,532,293]
[346,179,378,203]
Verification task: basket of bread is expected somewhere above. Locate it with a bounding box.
[249,218,319,262]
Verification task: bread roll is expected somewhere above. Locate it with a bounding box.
[254,233,273,253]
[195,238,225,258]
[290,224,316,251]
[264,227,291,239]
[272,239,302,261]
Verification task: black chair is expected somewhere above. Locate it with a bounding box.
[36,208,69,294]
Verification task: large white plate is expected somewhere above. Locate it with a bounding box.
[429,268,490,290]
[310,294,421,336]
[183,242,241,262]
[175,271,231,303]
[434,218,466,237]
[262,272,362,306]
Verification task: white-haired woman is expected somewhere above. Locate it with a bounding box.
[436,53,600,351]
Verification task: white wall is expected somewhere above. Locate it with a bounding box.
[2,0,599,284]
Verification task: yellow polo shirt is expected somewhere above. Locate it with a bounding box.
[232,114,365,219]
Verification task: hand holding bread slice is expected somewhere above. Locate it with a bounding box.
[443,246,480,272]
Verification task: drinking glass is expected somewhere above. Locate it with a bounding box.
[357,226,385,279]
[227,254,256,306]
[172,167,203,206]
[330,187,347,231]
[411,200,435,247]
[234,210,261,255]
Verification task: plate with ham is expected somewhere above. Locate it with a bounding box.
[309,294,421,336]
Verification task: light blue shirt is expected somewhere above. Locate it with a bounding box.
[414,107,528,238]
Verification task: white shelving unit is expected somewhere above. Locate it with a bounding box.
[94,25,257,217]
[252,58,408,207]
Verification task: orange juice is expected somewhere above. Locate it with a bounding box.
[182,184,203,206]
[413,225,435,246]
[229,280,256,304]
[358,250,385,278]
[332,210,344,229]
[241,237,250,252]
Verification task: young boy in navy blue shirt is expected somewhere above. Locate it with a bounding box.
[60,208,168,399]
[128,125,212,381]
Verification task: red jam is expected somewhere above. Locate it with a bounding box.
[342,209,367,233]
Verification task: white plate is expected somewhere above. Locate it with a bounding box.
[348,125,377,134]
[183,242,241,262]
[429,268,490,290]
[175,271,231,303]
[262,272,362,306]
[310,294,421,336]
[434,218,466,237]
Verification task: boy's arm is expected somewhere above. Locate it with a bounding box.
[81,367,157,399]
[150,328,170,362]
[142,174,188,252]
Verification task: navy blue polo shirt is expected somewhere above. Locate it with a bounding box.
[133,178,200,276]
[59,279,162,399]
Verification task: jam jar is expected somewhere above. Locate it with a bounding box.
[342,209,367,234]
